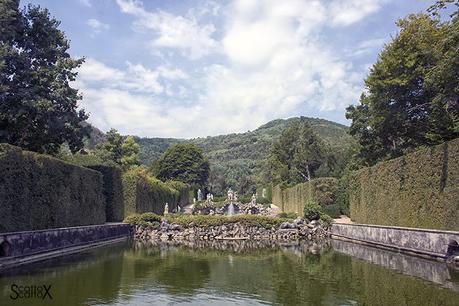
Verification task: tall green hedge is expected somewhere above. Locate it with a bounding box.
[0,144,106,232]
[272,178,339,217]
[122,167,184,216]
[349,138,459,230]
[60,153,124,222]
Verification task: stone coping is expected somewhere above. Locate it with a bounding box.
[0,222,127,236]
[332,223,459,235]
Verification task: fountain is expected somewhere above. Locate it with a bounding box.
[227,202,235,216]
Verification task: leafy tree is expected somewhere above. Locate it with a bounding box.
[268,121,328,185]
[346,13,459,166]
[120,135,140,169]
[155,144,209,187]
[0,1,88,154]
[95,128,123,163]
[428,0,459,18]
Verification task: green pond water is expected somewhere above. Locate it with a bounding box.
[1,240,458,306]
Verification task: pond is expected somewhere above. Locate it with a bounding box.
[0,239,458,306]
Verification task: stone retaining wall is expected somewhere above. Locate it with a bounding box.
[332,239,459,292]
[0,223,130,264]
[331,223,459,259]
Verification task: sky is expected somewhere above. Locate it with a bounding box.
[23,0,433,138]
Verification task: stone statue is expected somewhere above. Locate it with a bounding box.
[262,188,267,198]
[251,194,257,205]
[206,193,212,204]
[164,203,169,215]
[197,189,203,201]
[227,188,233,201]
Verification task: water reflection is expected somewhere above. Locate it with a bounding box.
[332,239,459,292]
[0,240,458,306]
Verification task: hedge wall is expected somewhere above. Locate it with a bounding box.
[0,144,106,232]
[272,178,339,217]
[349,138,459,230]
[122,167,184,216]
[60,153,124,222]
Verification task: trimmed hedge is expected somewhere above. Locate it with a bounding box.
[272,178,339,217]
[122,167,184,216]
[164,180,191,208]
[349,138,459,230]
[60,153,124,222]
[0,144,106,232]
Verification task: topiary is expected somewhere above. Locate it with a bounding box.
[304,200,322,221]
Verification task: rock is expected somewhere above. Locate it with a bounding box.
[170,224,182,231]
[280,222,291,229]
[310,220,319,227]
[293,217,304,226]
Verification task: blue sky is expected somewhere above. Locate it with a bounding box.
[23,0,433,138]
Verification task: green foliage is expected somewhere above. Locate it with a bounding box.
[303,200,322,221]
[428,0,459,18]
[164,214,291,229]
[122,167,182,216]
[120,136,140,170]
[133,117,355,195]
[336,169,351,216]
[0,144,105,232]
[277,212,298,219]
[95,129,123,163]
[0,2,88,154]
[319,213,333,227]
[155,144,210,188]
[347,13,459,166]
[57,150,124,221]
[349,138,459,230]
[268,120,337,186]
[273,177,338,215]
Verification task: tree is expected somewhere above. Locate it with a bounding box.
[120,136,140,169]
[0,1,88,154]
[155,144,209,187]
[268,120,327,185]
[95,128,123,163]
[346,13,459,166]
[428,0,459,18]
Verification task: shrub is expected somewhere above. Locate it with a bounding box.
[349,138,459,230]
[336,169,350,216]
[0,144,105,232]
[322,204,341,218]
[164,214,290,229]
[277,212,298,219]
[60,153,124,222]
[319,213,333,227]
[256,197,270,205]
[303,200,322,221]
[123,167,180,216]
[139,212,162,223]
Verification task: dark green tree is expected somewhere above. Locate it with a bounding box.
[155,144,209,187]
[120,135,140,169]
[346,13,459,166]
[95,128,123,163]
[0,1,88,154]
[268,120,327,185]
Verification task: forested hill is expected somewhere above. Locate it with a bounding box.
[135,116,354,169]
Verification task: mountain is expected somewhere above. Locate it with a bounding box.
[133,117,356,193]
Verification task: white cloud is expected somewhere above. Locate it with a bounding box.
[78,0,389,137]
[116,0,219,59]
[329,0,388,26]
[86,19,110,36]
[78,0,92,7]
